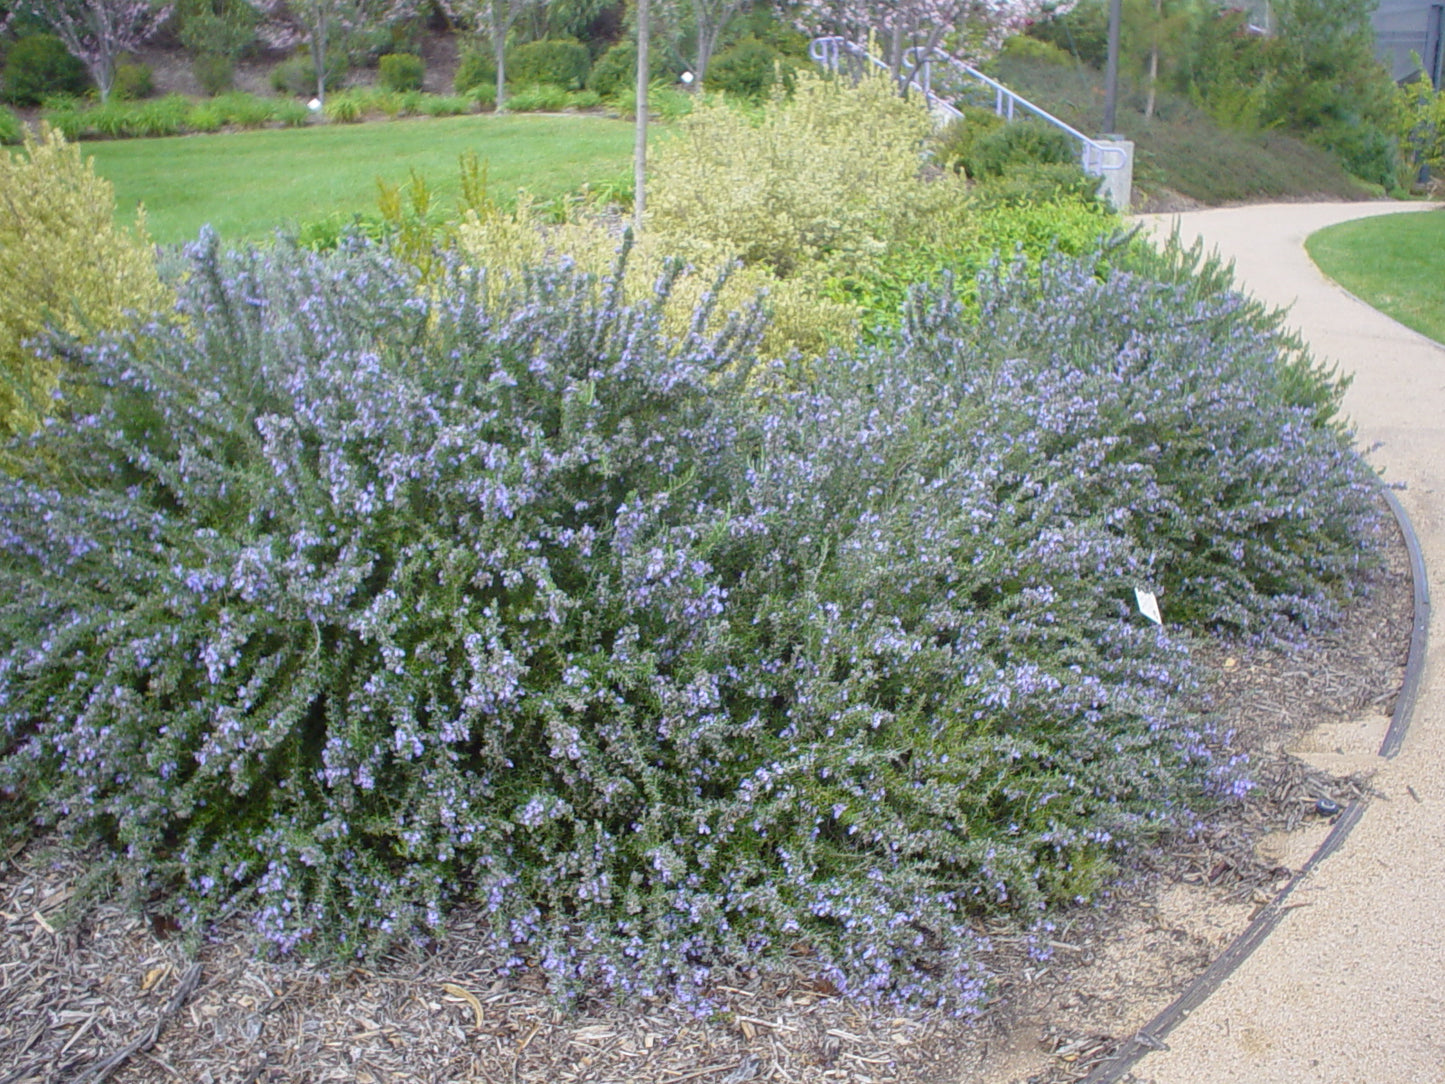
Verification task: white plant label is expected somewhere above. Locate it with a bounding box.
[1135,587,1163,626]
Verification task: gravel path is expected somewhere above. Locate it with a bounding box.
[1129,201,1445,1084]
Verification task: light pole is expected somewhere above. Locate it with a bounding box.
[1103,0,1122,133]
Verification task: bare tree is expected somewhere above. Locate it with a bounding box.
[689,0,748,87]
[441,0,542,110]
[250,0,419,105]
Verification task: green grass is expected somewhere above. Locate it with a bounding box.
[83,113,638,244]
[1307,209,1445,344]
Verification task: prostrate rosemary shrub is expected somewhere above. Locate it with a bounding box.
[0,233,1241,1014]
[920,247,1383,638]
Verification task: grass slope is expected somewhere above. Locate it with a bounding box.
[84,113,637,245]
[989,57,1372,205]
[1307,208,1445,343]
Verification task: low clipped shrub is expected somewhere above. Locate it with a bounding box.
[2,34,88,106]
[453,50,495,95]
[961,118,1077,178]
[993,34,1073,67]
[0,107,23,145]
[192,53,235,95]
[970,161,1103,207]
[587,40,670,97]
[112,61,154,100]
[931,107,1005,173]
[703,35,790,100]
[0,233,1257,1014]
[503,82,568,112]
[465,82,497,108]
[566,88,602,110]
[378,51,424,93]
[507,37,591,91]
[271,52,345,97]
[0,128,167,439]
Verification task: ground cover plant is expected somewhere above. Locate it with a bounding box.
[988,54,1373,204]
[79,111,635,243]
[0,197,1382,1014]
[1306,209,1445,344]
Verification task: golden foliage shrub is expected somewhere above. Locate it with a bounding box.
[0,128,168,437]
[645,70,963,280]
[455,198,858,362]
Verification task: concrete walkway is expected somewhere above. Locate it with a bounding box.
[1126,202,1445,1083]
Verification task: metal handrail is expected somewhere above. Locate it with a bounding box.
[808,36,964,124]
[808,36,1126,176]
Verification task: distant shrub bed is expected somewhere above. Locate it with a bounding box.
[38,89,484,139]
[0,208,1379,1011]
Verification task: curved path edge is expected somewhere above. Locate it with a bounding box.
[1110,201,1445,1084]
[1081,478,1432,1083]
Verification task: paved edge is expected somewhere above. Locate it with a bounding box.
[1078,471,1433,1084]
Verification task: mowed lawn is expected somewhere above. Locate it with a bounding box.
[1306,207,1445,344]
[84,112,638,245]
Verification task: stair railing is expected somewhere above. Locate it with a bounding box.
[808,36,1126,177]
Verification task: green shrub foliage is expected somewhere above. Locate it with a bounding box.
[112,61,154,100]
[453,50,496,95]
[961,118,1077,178]
[192,53,235,95]
[0,107,22,145]
[0,224,1378,1012]
[2,34,89,106]
[507,38,591,91]
[587,40,668,97]
[703,36,789,100]
[378,52,424,93]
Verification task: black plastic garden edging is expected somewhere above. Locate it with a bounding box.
[1079,477,1432,1084]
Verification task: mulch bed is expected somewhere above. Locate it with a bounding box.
[0,500,1414,1084]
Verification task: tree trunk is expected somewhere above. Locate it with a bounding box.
[634,0,649,234]
[314,11,328,106]
[491,2,507,110]
[1144,0,1161,119]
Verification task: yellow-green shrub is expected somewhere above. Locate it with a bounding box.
[645,69,963,280]
[0,128,168,438]
[455,197,857,361]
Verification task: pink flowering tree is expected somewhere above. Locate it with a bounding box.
[9,0,172,103]
[790,0,1039,85]
[248,0,419,104]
